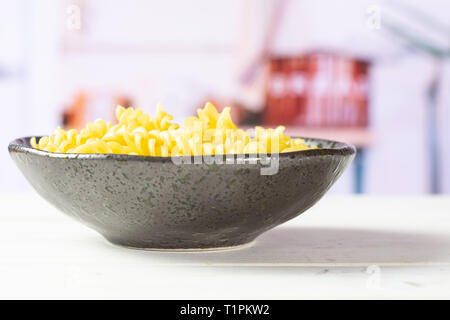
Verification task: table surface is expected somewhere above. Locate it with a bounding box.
[1,193,449,299]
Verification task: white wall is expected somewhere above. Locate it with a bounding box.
[1,0,28,191]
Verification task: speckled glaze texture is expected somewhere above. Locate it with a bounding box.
[9,136,355,250]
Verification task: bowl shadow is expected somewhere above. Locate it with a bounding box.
[107,226,450,266]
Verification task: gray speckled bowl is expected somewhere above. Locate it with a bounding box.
[9,136,355,250]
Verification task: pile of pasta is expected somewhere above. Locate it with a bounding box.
[30,102,314,156]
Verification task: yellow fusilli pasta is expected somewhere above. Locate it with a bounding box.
[30,102,315,156]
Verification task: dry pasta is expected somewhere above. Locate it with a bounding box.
[30,102,315,156]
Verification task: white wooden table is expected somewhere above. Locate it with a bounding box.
[1,193,449,299]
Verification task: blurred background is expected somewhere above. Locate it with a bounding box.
[1,0,449,194]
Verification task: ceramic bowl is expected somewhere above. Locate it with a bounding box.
[9,136,355,250]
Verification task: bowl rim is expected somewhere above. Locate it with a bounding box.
[8,135,355,162]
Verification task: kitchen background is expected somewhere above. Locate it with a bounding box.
[1,0,449,194]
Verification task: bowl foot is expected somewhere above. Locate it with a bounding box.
[103,237,256,252]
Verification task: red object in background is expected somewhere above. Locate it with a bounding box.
[265,57,285,125]
[264,52,370,127]
[62,92,87,130]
